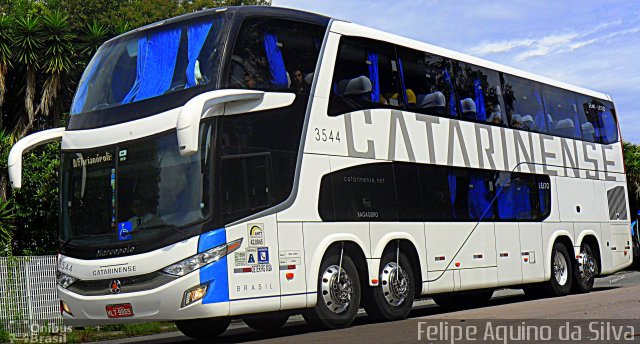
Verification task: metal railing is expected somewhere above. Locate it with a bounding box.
[0,255,63,335]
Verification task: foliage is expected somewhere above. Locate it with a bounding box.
[10,141,60,255]
[624,141,640,217]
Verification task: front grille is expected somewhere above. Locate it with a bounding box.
[67,272,178,296]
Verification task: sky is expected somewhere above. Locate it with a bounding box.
[272,0,640,143]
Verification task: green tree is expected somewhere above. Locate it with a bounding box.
[38,11,75,125]
[0,15,13,130]
[12,15,43,136]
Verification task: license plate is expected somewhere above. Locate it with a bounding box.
[106,304,134,318]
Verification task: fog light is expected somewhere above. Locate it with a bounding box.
[182,285,208,308]
[60,301,73,316]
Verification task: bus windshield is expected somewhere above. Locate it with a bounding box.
[70,14,227,115]
[60,125,213,258]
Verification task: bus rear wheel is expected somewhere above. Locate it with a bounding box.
[364,251,414,321]
[175,317,230,340]
[243,312,289,331]
[572,243,597,293]
[303,251,361,329]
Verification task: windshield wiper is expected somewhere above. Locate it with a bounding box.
[60,233,110,252]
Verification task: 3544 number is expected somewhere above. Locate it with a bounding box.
[314,128,341,142]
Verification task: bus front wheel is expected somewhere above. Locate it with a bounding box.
[175,317,230,340]
[524,242,573,298]
[303,251,361,329]
[364,251,414,321]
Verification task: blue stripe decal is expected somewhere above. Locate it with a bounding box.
[198,228,229,304]
[198,227,226,253]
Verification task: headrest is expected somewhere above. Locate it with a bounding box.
[338,76,372,96]
[461,98,476,113]
[391,89,417,104]
[555,118,574,129]
[304,73,314,85]
[487,111,502,123]
[521,115,534,124]
[511,114,522,123]
[581,122,595,134]
[417,91,445,108]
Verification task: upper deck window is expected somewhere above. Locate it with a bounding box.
[70,15,227,115]
[227,17,326,95]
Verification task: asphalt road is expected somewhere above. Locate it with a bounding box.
[94,270,640,344]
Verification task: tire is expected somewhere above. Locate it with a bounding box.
[175,317,230,340]
[303,251,361,329]
[243,312,289,331]
[363,251,415,321]
[432,290,493,308]
[572,243,597,293]
[525,242,573,297]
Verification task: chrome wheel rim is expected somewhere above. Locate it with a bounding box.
[380,262,409,306]
[578,247,596,282]
[320,265,353,314]
[553,252,569,286]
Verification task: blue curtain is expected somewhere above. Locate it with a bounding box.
[448,173,457,218]
[367,51,379,103]
[186,22,213,88]
[533,91,548,131]
[263,32,288,89]
[601,110,618,144]
[538,188,548,217]
[122,28,182,103]
[398,58,408,105]
[443,69,457,116]
[498,180,532,220]
[468,176,492,220]
[474,79,486,121]
[71,55,103,114]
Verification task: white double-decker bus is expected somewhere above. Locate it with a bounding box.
[8,6,631,339]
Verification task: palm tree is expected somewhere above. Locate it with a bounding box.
[12,15,43,137]
[0,15,13,129]
[78,19,109,59]
[38,11,75,125]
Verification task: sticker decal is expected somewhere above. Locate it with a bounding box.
[248,224,264,247]
[118,222,132,241]
[233,264,273,274]
[257,247,269,264]
[246,248,257,265]
[234,251,246,267]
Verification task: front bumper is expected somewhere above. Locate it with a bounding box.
[59,266,229,327]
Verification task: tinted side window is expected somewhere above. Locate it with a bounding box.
[396,48,457,117]
[449,169,495,221]
[451,61,506,126]
[394,162,423,221]
[579,97,619,144]
[228,18,325,94]
[502,75,548,133]
[329,37,401,116]
[543,86,582,140]
[419,165,452,220]
[496,173,535,220]
[535,175,552,219]
[324,163,398,221]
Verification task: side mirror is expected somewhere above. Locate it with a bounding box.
[176,89,295,156]
[8,127,65,189]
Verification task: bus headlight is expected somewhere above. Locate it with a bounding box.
[57,273,77,289]
[162,238,242,277]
